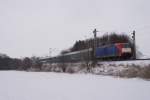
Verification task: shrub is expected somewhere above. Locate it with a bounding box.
[138,65,150,79]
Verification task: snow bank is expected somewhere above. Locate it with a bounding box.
[91,60,150,78]
[0,71,150,100]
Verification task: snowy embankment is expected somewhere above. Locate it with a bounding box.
[0,71,150,100]
[92,60,150,78]
[41,60,150,78]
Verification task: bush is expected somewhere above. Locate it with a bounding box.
[119,68,139,78]
[138,65,150,79]
[117,64,150,79]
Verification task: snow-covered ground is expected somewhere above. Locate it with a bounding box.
[0,71,150,100]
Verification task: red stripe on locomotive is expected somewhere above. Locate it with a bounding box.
[115,43,124,56]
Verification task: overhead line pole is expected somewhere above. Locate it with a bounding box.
[132,30,136,60]
[93,28,98,63]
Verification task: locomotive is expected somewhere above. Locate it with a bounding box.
[41,43,132,63]
[96,43,132,60]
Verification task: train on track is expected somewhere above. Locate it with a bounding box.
[40,43,133,63]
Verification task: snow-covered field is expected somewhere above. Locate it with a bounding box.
[0,71,150,100]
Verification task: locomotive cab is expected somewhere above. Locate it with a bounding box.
[115,43,132,59]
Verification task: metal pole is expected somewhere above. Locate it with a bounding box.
[93,29,98,62]
[132,30,136,59]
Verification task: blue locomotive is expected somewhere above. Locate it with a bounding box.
[96,43,132,60]
[41,43,132,63]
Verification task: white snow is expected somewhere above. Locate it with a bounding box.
[0,71,150,100]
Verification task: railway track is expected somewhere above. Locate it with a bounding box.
[97,58,150,62]
[135,58,150,60]
[97,58,150,66]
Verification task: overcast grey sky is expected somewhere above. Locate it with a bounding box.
[0,0,150,58]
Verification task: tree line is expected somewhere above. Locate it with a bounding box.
[0,53,42,70]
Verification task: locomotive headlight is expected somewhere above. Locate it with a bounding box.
[122,48,131,53]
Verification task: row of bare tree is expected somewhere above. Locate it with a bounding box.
[0,54,42,70]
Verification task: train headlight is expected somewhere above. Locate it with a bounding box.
[122,48,131,53]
